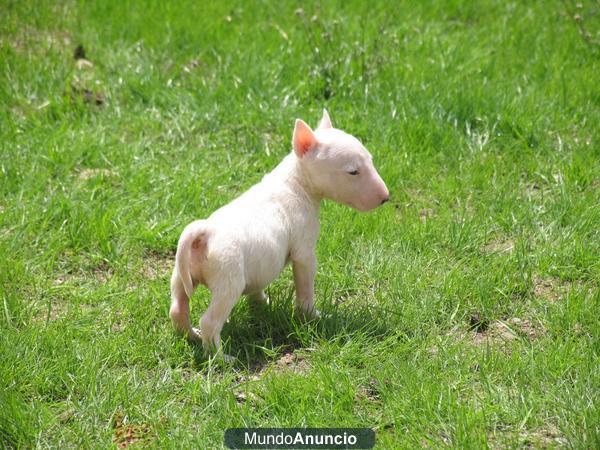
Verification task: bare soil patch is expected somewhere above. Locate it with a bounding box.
[532,276,586,302]
[419,208,436,223]
[354,378,382,403]
[488,423,567,449]
[462,317,545,348]
[233,349,311,406]
[235,348,311,386]
[77,168,115,180]
[142,255,173,280]
[481,236,514,255]
[113,412,154,448]
[32,300,95,324]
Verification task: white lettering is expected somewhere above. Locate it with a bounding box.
[293,432,304,444]
[244,432,257,445]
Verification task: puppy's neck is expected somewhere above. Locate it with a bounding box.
[269,153,322,208]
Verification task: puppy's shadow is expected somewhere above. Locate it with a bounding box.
[193,290,396,369]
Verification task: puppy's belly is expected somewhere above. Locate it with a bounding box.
[242,248,288,295]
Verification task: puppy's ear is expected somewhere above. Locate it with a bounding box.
[293,119,317,157]
[317,108,332,130]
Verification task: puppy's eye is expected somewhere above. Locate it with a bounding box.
[347,170,359,176]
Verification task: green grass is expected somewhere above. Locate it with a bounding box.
[1,0,599,448]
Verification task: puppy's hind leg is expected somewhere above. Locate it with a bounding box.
[170,220,210,341]
[170,270,201,341]
[200,279,244,360]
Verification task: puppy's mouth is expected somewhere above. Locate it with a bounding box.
[346,200,364,210]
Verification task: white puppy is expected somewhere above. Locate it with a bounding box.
[170,109,389,356]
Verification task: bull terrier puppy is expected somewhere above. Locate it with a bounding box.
[170,109,389,357]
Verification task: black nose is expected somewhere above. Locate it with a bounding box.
[381,197,389,205]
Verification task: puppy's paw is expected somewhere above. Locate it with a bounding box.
[222,353,237,364]
[207,349,236,364]
[249,291,270,305]
[309,308,322,320]
[296,306,322,321]
[187,327,202,342]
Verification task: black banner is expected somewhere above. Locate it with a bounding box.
[224,428,375,449]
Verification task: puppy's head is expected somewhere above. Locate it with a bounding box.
[292,109,389,212]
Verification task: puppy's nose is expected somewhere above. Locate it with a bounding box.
[380,196,389,205]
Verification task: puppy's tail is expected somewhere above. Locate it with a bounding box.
[175,220,210,298]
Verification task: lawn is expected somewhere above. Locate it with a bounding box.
[1,0,598,448]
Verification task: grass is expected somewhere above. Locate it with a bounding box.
[1,0,598,448]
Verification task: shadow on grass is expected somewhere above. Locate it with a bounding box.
[189,289,400,371]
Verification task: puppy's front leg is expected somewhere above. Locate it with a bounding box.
[292,254,320,319]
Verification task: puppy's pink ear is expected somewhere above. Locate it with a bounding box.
[293,119,317,157]
[317,108,332,129]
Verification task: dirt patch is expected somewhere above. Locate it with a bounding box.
[420,431,451,447]
[481,236,514,255]
[32,300,95,324]
[235,348,311,385]
[94,263,114,283]
[506,317,544,340]
[182,58,202,74]
[113,412,154,448]
[142,255,173,280]
[53,262,114,286]
[141,248,175,280]
[354,378,381,402]
[70,82,106,105]
[522,426,567,448]
[233,389,260,405]
[32,300,69,324]
[467,318,544,347]
[233,349,310,406]
[534,277,559,301]
[77,168,115,180]
[57,408,75,424]
[54,273,77,285]
[68,44,107,105]
[488,423,566,449]
[532,276,587,302]
[3,26,72,55]
[274,350,310,372]
[522,181,543,201]
[470,321,516,346]
[419,208,436,223]
[75,58,94,70]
